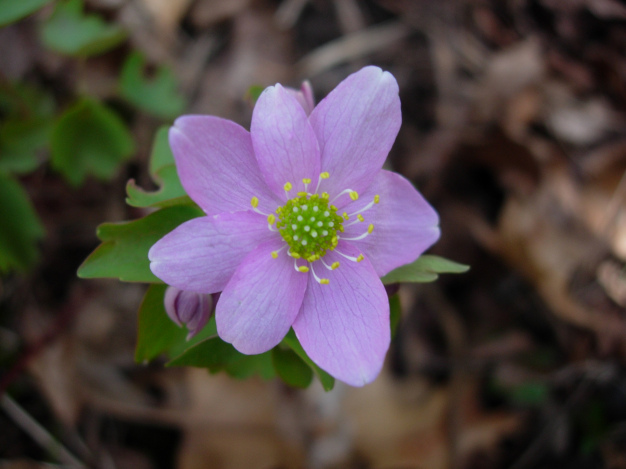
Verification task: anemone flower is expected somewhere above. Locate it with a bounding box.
[149,66,440,386]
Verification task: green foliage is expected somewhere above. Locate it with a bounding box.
[381,255,469,284]
[246,85,265,105]
[0,0,53,26]
[77,205,203,282]
[51,98,134,185]
[167,336,275,380]
[0,173,45,273]
[39,0,126,57]
[120,52,186,120]
[389,293,401,339]
[0,83,55,174]
[126,127,189,208]
[272,346,314,388]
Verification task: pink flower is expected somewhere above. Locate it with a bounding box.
[148,66,440,386]
[164,286,213,340]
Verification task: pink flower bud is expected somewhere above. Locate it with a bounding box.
[285,81,315,116]
[164,286,212,340]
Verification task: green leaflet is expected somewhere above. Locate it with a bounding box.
[381,255,469,284]
[77,205,203,282]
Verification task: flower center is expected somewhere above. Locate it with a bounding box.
[275,193,343,262]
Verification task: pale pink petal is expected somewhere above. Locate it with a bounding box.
[216,238,308,354]
[251,84,321,197]
[293,242,390,386]
[149,211,277,293]
[341,170,440,277]
[170,116,281,215]
[310,66,401,205]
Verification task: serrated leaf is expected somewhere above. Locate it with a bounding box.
[120,52,186,119]
[381,255,470,285]
[39,0,126,57]
[0,173,45,273]
[167,336,275,380]
[0,0,53,26]
[282,329,334,391]
[51,98,134,186]
[126,126,188,208]
[272,347,313,388]
[77,205,202,282]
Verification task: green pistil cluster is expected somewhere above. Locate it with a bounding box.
[276,194,343,261]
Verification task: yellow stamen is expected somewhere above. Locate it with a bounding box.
[320,278,330,285]
[342,212,349,220]
[302,178,311,185]
[284,182,293,192]
[321,192,329,199]
[251,196,259,208]
[357,214,364,222]
[271,251,278,259]
[297,191,308,197]
[367,224,374,234]
[298,266,309,273]
[291,252,301,259]
[349,191,359,201]
[267,214,276,224]
[331,261,340,270]
[356,254,364,262]
[374,194,380,204]
[320,172,330,179]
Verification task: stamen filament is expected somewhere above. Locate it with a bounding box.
[284,182,293,199]
[320,258,340,270]
[310,262,329,285]
[334,249,365,263]
[271,244,288,259]
[314,171,330,193]
[250,196,271,217]
[294,258,309,273]
[339,224,374,241]
[330,189,358,204]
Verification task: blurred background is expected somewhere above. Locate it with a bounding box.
[2,0,626,467]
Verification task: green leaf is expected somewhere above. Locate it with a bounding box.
[0,118,52,174]
[39,0,126,57]
[0,173,45,273]
[389,293,401,339]
[51,98,134,186]
[77,204,202,282]
[282,330,334,391]
[126,126,188,208]
[119,52,186,120]
[381,255,470,284]
[167,336,275,380]
[0,0,53,26]
[272,347,313,388]
[245,85,264,105]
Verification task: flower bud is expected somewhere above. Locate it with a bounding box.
[286,81,315,116]
[164,286,213,340]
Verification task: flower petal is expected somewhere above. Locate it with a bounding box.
[310,66,401,204]
[149,211,277,293]
[251,84,321,197]
[341,170,440,277]
[169,115,281,215]
[216,238,308,354]
[293,242,390,386]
